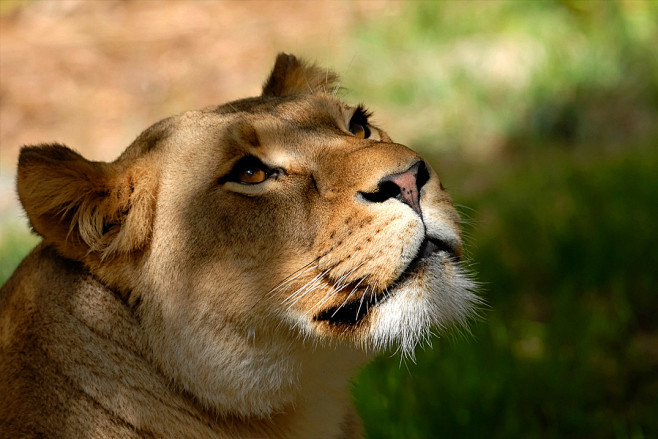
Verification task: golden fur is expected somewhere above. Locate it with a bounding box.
[0,53,477,438]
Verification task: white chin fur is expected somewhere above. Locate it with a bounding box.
[366,255,479,360]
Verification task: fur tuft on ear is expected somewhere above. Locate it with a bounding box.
[262,53,339,97]
[17,143,157,262]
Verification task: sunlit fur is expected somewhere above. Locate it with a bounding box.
[0,53,478,438]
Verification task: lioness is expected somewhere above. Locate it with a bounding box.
[0,53,477,438]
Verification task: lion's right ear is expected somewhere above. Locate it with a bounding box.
[17,144,157,262]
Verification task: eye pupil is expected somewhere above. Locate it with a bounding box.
[350,123,366,139]
[348,105,372,140]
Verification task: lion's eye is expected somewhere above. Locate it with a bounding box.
[238,167,267,184]
[349,105,372,139]
[349,123,367,139]
[221,156,277,185]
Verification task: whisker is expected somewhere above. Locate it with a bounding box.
[333,257,365,290]
[284,268,335,310]
[264,245,337,299]
[268,247,334,293]
[303,263,367,316]
[330,275,369,318]
[355,285,369,321]
[333,252,357,284]
[304,283,337,317]
[269,263,318,299]
[248,246,339,316]
[300,253,366,316]
[283,267,331,307]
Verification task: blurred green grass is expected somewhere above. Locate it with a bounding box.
[1,1,657,438]
[0,222,38,285]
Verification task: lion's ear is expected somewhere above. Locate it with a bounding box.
[262,52,339,97]
[17,144,157,261]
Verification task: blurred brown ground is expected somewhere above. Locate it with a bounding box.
[0,0,399,224]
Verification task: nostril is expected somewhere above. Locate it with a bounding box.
[360,180,400,203]
[416,161,430,191]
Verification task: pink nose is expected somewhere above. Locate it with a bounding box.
[386,163,423,214]
[360,161,429,216]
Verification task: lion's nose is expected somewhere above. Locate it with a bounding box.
[360,160,430,215]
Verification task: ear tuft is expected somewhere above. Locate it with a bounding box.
[262,53,339,97]
[102,159,157,257]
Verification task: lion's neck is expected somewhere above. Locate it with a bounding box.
[77,268,366,437]
[135,291,367,437]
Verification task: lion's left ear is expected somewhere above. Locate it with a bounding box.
[262,52,339,97]
[17,143,158,262]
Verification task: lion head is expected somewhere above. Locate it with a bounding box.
[16,53,478,425]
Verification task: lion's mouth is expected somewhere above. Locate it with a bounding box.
[314,237,457,327]
[314,287,385,326]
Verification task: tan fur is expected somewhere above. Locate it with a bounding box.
[0,53,477,438]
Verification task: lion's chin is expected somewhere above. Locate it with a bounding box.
[310,251,477,358]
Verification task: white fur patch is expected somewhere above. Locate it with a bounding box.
[367,254,479,360]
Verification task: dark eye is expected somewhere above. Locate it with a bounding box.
[349,105,372,139]
[221,156,276,185]
[349,122,368,139]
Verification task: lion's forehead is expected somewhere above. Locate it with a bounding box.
[151,96,382,176]
[211,95,354,144]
